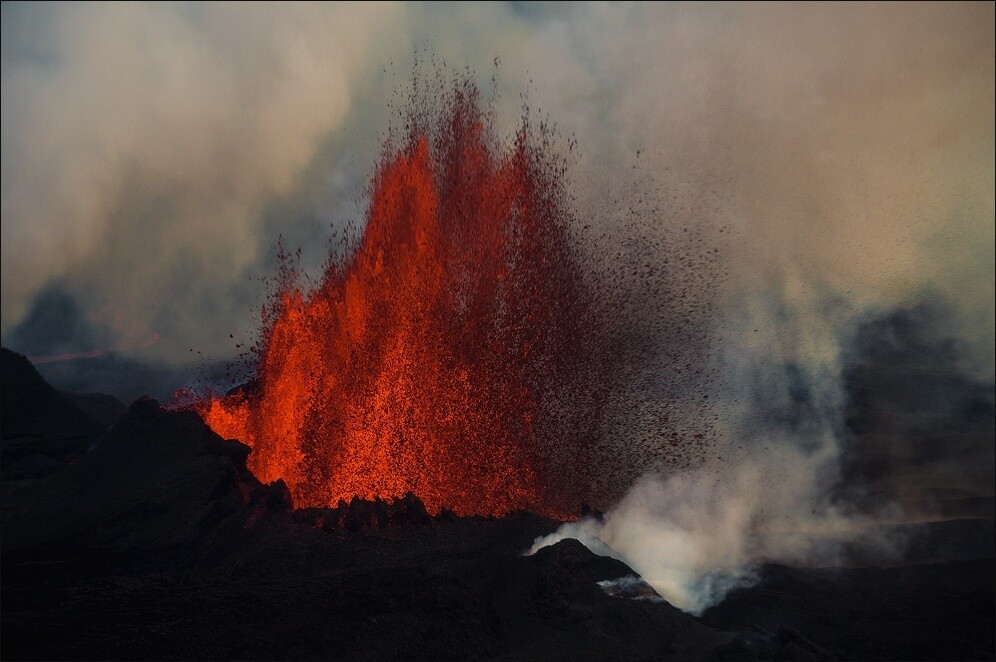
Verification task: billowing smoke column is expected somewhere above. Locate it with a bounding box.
[188,74,714,518]
[187,72,716,518]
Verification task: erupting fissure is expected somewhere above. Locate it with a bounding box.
[186,74,711,518]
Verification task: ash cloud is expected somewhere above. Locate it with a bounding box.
[2,279,181,402]
[0,1,583,373]
[531,299,994,614]
[535,3,993,377]
[3,3,991,373]
[3,279,116,360]
[839,300,995,518]
[2,2,409,362]
[530,1,993,614]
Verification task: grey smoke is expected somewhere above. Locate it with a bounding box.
[530,301,992,614]
[838,300,996,517]
[3,279,116,360]
[3,3,991,372]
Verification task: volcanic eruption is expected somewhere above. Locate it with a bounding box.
[185,74,712,518]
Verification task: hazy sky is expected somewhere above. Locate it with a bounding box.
[2,2,993,379]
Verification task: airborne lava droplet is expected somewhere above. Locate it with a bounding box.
[187,73,716,518]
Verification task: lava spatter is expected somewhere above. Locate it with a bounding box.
[188,74,716,518]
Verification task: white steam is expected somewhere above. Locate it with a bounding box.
[529,283,911,615]
[530,420,908,616]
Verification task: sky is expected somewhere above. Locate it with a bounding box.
[2,1,992,379]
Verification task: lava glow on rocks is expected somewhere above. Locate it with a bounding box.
[189,75,711,518]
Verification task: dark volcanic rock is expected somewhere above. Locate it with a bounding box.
[1,347,98,438]
[1,361,738,659]
[2,348,102,479]
[497,539,731,659]
[3,452,63,480]
[296,491,434,532]
[701,561,996,661]
[2,515,736,660]
[1,396,274,555]
[2,352,993,661]
[60,390,127,425]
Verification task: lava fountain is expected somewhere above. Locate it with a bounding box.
[188,75,713,518]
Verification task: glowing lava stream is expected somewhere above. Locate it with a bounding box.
[192,79,609,518]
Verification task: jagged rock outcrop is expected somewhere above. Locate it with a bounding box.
[1,347,98,438]
[2,395,285,556]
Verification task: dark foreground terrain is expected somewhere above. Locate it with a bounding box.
[2,348,994,660]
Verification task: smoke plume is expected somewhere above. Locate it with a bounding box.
[4,3,991,372]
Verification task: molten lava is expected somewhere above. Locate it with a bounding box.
[194,80,609,517]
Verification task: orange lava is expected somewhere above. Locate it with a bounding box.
[194,81,604,517]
